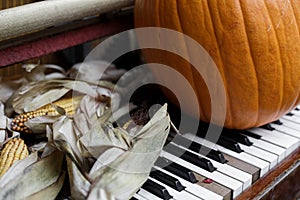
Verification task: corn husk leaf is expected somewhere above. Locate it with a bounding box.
[25,171,66,200]
[52,116,84,170]
[0,102,9,143]
[66,157,91,200]
[0,78,26,104]
[28,141,48,152]
[0,104,6,131]
[0,151,38,187]
[8,79,105,114]
[23,64,66,82]
[0,150,64,200]
[78,123,130,159]
[25,116,62,134]
[68,60,126,83]
[26,88,70,112]
[8,80,69,114]
[75,94,112,133]
[87,104,170,199]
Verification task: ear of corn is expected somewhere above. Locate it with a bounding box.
[0,138,29,177]
[11,96,82,133]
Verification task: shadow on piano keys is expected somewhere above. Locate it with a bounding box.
[133,107,300,200]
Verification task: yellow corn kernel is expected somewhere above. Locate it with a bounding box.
[0,138,29,176]
[11,96,82,133]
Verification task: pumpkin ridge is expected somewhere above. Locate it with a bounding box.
[289,1,300,35]
[290,0,300,33]
[205,0,233,127]
[176,0,208,120]
[284,1,300,110]
[263,0,286,120]
[237,0,260,127]
[208,0,259,128]
[174,0,205,119]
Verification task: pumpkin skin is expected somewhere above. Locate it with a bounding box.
[134,0,300,129]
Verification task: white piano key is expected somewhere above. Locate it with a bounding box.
[271,123,300,139]
[248,128,299,155]
[133,193,149,200]
[170,142,252,190]
[161,150,243,199]
[290,110,300,117]
[244,136,286,162]
[280,118,300,131]
[183,133,270,177]
[238,143,278,169]
[137,188,163,200]
[148,177,202,200]
[153,166,221,200]
[282,114,300,124]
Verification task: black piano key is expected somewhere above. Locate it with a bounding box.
[195,125,244,153]
[150,169,185,192]
[242,130,262,139]
[295,107,300,111]
[171,133,227,164]
[222,130,253,146]
[260,123,275,131]
[189,142,228,164]
[164,143,217,172]
[155,157,198,183]
[141,179,172,200]
[130,197,138,200]
[272,120,283,125]
[286,112,294,116]
[217,136,244,153]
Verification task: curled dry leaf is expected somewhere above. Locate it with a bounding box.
[69,60,126,83]
[49,99,170,199]
[66,157,90,200]
[87,104,170,199]
[0,105,7,144]
[8,79,101,114]
[23,64,66,82]
[78,123,131,159]
[26,171,66,200]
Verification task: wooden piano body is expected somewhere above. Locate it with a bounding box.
[0,1,299,199]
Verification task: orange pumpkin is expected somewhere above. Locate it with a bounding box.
[134,0,300,129]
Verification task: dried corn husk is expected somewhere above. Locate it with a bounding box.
[25,171,66,200]
[8,79,95,114]
[88,104,170,199]
[69,60,126,83]
[0,102,7,143]
[0,149,64,200]
[11,96,82,134]
[1,60,171,200]
[49,103,170,199]
[0,64,66,107]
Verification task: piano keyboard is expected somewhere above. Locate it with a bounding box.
[133,107,300,200]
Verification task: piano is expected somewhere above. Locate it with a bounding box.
[0,1,299,199]
[132,106,300,200]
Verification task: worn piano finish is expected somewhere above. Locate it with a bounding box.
[236,148,300,200]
